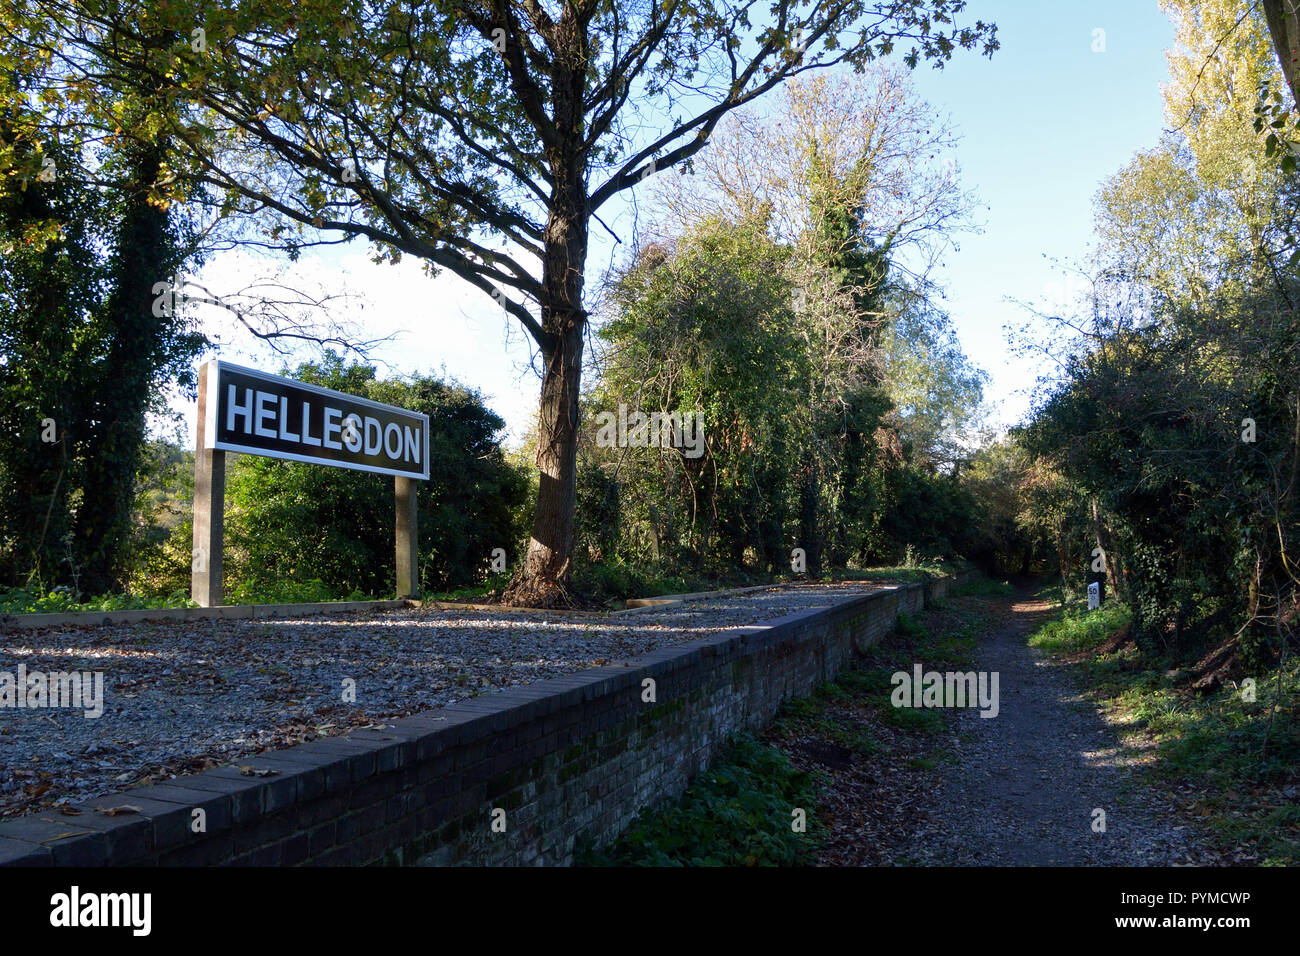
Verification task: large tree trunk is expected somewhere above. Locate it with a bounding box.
[1263,0,1300,108]
[503,11,594,607]
[73,138,172,595]
[505,68,589,606]
[510,317,584,606]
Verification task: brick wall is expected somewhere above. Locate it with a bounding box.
[0,571,970,867]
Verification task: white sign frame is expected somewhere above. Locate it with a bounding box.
[202,359,431,480]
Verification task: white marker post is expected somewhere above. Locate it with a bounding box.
[1087,581,1100,610]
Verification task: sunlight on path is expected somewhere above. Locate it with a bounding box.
[907,589,1212,866]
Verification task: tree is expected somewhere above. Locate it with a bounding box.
[68,56,206,594]
[0,132,97,587]
[1262,0,1300,108]
[0,12,208,593]
[1020,278,1299,662]
[1161,0,1289,285]
[1003,0,1300,675]
[595,213,802,572]
[880,293,986,471]
[1093,137,1239,307]
[1091,2,1294,308]
[35,0,997,604]
[645,64,979,568]
[960,435,1047,576]
[651,65,971,286]
[0,7,92,586]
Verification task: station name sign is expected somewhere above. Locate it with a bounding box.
[202,360,430,480]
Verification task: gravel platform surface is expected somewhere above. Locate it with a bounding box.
[0,582,885,818]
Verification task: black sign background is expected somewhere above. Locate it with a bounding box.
[205,361,430,480]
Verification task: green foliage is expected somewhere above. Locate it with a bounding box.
[130,356,527,603]
[0,585,194,614]
[1020,283,1298,660]
[895,611,929,642]
[14,0,997,598]
[1037,598,1300,865]
[125,441,195,596]
[1028,603,1132,655]
[218,356,528,599]
[578,733,825,867]
[955,576,1014,598]
[588,201,987,583]
[1013,0,1300,667]
[226,577,366,607]
[876,466,982,565]
[882,297,989,471]
[0,128,101,589]
[768,675,886,756]
[834,561,952,584]
[958,436,1051,576]
[593,213,802,574]
[881,698,946,733]
[0,24,205,595]
[570,560,695,604]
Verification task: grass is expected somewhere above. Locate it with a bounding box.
[573,560,787,605]
[0,579,384,615]
[575,560,965,607]
[831,561,960,585]
[1027,600,1300,866]
[1027,601,1131,654]
[770,602,988,744]
[0,585,197,615]
[770,679,884,757]
[955,576,1014,599]
[5,559,966,616]
[576,733,827,866]
[227,577,371,606]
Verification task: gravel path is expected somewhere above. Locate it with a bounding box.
[908,592,1215,865]
[0,582,881,819]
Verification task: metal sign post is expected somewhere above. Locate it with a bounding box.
[191,359,431,606]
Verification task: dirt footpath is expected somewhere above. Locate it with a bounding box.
[904,592,1214,865]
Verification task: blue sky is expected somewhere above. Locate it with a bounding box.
[184,1,1178,448]
[901,0,1176,428]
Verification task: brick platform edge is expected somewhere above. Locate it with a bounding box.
[0,569,973,867]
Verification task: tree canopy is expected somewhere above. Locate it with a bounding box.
[14,0,997,604]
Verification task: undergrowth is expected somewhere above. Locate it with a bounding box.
[576,733,826,866]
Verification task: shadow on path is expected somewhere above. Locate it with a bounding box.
[908,589,1212,866]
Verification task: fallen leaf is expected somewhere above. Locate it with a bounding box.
[95,805,143,816]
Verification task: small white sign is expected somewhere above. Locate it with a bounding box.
[1087,582,1100,610]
